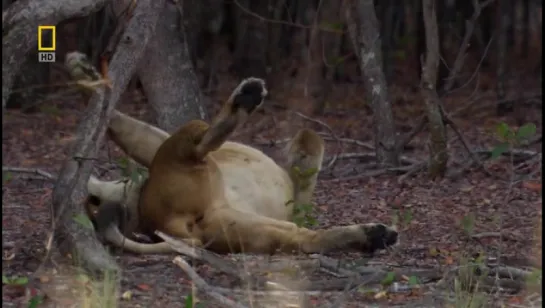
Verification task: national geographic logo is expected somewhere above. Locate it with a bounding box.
[38,25,56,62]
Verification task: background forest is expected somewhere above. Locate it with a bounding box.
[2,0,543,307]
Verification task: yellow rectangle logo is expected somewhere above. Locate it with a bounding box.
[38,25,56,51]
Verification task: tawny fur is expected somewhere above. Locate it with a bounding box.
[68,69,398,254]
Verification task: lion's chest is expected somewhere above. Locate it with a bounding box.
[211,142,294,220]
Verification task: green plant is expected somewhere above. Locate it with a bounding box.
[3,171,12,184]
[2,275,29,286]
[27,295,44,308]
[292,203,317,227]
[380,271,396,287]
[117,157,148,184]
[525,268,542,288]
[185,293,204,308]
[391,209,413,229]
[78,270,119,308]
[452,256,489,308]
[38,105,61,116]
[461,213,475,236]
[289,167,319,228]
[491,122,536,159]
[408,275,420,286]
[73,213,94,229]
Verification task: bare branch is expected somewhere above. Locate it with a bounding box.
[442,114,503,179]
[173,256,249,308]
[2,166,56,180]
[442,0,497,93]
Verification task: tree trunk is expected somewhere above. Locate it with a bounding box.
[112,0,207,132]
[5,52,50,112]
[184,0,224,89]
[76,6,116,66]
[376,0,395,83]
[496,0,513,116]
[421,0,448,179]
[477,2,494,68]
[344,0,399,167]
[313,0,343,114]
[521,0,530,58]
[231,0,270,79]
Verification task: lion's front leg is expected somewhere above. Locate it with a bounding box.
[200,208,398,254]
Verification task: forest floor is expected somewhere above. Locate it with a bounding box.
[2,74,543,307]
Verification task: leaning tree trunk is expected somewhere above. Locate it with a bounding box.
[421,0,447,179]
[112,0,207,133]
[53,0,165,275]
[344,0,399,167]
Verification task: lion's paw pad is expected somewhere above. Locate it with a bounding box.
[232,78,267,114]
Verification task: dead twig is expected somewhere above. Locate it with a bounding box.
[331,152,418,165]
[155,231,252,281]
[442,0,497,94]
[441,113,504,179]
[172,256,249,308]
[2,166,56,180]
[397,162,427,183]
[318,133,375,151]
[475,148,541,161]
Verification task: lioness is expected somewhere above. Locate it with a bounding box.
[65,52,398,255]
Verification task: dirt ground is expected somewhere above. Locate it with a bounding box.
[2,75,542,307]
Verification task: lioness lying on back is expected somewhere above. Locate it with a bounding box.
[65,52,398,255]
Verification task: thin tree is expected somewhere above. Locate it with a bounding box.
[420,0,447,178]
[344,0,399,167]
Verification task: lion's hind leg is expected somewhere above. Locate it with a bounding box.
[285,128,325,205]
[195,78,267,159]
[199,207,398,254]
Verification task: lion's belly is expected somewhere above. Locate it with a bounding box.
[210,142,294,220]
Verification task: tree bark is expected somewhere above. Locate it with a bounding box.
[313,0,343,114]
[420,0,448,179]
[2,0,108,111]
[231,0,270,79]
[52,0,163,275]
[5,51,50,112]
[496,0,513,115]
[111,0,207,132]
[344,0,399,167]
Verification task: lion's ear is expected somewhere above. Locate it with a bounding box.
[86,175,144,205]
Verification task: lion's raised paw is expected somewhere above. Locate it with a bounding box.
[231,77,267,114]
